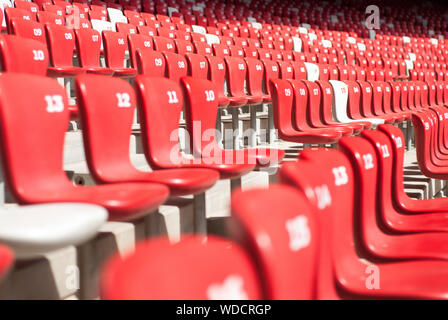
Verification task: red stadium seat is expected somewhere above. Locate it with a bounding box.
[136,49,166,76]
[45,24,84,77]
[102,30,137,78]
[75,28,114,75]
[231,185,318,299]
[0,35,48,75]
[0,73,169,221]
[101,236,262,300]
[10,19,46,44]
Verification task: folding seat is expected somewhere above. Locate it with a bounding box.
[75,28,114,75]
[245,58,271,104]
[176,24,191,33]
[137,25,156,37]
[193,41,212,56]
[291,61,307,80]
[257,48,271,60]
[174,39,194,55]
[152,35,176,53]
[75,74,219,197]
[182,76,285,167]
[88,9,107,21]
[280,148,448,299]
[135,49,165,76]
[134,76,256,178]
[37,11,65,26]
[162,51,188,85]
[101,235,262,299]
[269,79,342,144]
[115,22,137,35]
[42,4,64,16]
[4,7,34,33]
[190,32,206,43]
[174,30,191,42]
[102,31,137,78]
[277,61,294,80]
[126,16,144,27]
[107,7,126,25]
[338,135,448,260]
[45,24,85,77]
[14,1,39,19]
[230,185,318,299]
[261,59,281,98]
[212,43,230,58]
[0,73,169,221]
[157,27,175,40]
[206,55,229,107]
[185,53,208,79]
[10,19,46,44]
[227,57,264,107]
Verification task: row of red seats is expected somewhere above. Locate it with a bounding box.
[0,72,284,221]
[100,122,448,299]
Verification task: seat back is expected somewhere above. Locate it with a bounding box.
[303,80,323,128]
[206,55,227,102]
[224,56,247,100]
[316,80,336,124]
[371,81,384,116]
[0,74,71,202]
[390,81,402,113]
[180,76,221,156]
[329,80,350,122]
[361,129,397,216]
[10,18,45,43]
[231,184,318,299]
[75,28,102,69]
[0,35,48,75]
[163,51,188,84]
[101,235,262,300]
[127,33,153,68]
[45,24,76,69]
[262,59,279,97]
[153,35,175,53]
[245,57,265,97]
[135,76,184,169]
[136,49,166,76]
[4,7,34,33]
[37,11,64,26]
[377,124,410,206]
[269,79,296,137]
[102,30,129,69]
[357,81,374,117]
[186,53,208,79]
[75,74,138,182]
